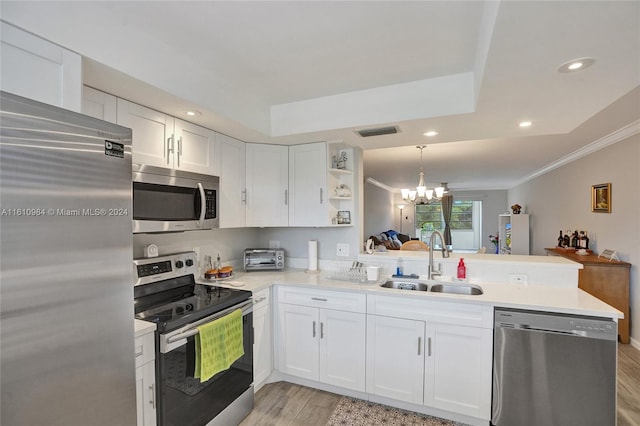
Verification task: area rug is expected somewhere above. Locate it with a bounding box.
[326,396,467,426]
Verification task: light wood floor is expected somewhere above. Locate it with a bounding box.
[241,344,640,426]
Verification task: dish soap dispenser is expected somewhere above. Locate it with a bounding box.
[457,258,466,280]
[396,257,404,277]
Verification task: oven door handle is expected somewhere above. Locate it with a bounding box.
[161,299,253,353]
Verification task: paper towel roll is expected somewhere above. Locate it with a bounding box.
[307,240,318,272]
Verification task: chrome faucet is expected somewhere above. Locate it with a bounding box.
[428,230,450,279]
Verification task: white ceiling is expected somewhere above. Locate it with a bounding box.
[2,1,639,191]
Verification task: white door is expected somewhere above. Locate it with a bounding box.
[253,302,272,391]
[319,309,366,392]
[82,86,117,123]
[277,304,319,381]
[1,22,82,112]
[117,98,174,168]
[135,361,157,426]
[288,142,327,226]
[366,315,425,404]
[425,323,492,419]
[217,133,246,228]
[173,119,217,175]
[245,143,288,227]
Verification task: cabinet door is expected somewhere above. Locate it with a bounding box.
[366,315,425,404]
[135,361,157,426]
[82,86,117,123]
[217,133,246,228]
[288,142,327,226]
[253,302,272,391]
[319,309,366,392]
[245,143,288,227]
[425,323,492,419]
[1,22,81,112]
[173,119,217,175]
[277,303,319,381]
[117,98,173,168]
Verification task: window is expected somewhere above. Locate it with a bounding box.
[415,200,482,250]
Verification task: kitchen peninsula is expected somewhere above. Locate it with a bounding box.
[197,252,621,426]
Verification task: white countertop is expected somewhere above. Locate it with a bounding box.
[196,269,623,320]
[134,318,156,337]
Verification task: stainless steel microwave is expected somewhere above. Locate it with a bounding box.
[132,164,219,233]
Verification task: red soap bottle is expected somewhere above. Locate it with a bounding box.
[457,258,466,279]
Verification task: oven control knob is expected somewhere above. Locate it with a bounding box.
[175,260,184,268]
[185,259,194,267]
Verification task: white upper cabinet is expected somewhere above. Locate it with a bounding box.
[117,98,173,168]
[245,143,288,227]
[173,118,217,175]
[217,133,246,228]
[116,99,216,175]
[1,22,81,112]
[82,86,117,123]
[288,142,327,226]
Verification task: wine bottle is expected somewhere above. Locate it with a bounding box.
[583,231,590,249]
[563,232,570,248]
[571,230,579,249]
[557,230,564,247]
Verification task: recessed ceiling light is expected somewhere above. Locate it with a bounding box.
[423,131,438,137]
[519,121,532,128]
[185,110,201,117]
[557,57,595,73]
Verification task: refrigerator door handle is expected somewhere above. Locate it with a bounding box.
[196,182,206,228]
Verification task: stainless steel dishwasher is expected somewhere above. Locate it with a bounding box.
[492,308,617,426]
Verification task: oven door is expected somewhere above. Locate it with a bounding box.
[157,301,253,426]
[132,164,219,233]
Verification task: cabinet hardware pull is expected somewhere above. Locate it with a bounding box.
[320,188,323,204]
[166,136,174,164]
[428,337,432,357]
[149,384,155,409]
[135,347,143,357]
[320,322,324,339]
[313,321,316,338]
[311,297,327,302]
[418,337,421,356]
[177,136,183,167]
[242,189,247,203]
[254,296,267,304]
[284,189,288,205]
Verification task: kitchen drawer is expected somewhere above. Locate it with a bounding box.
[134,332,155,369]
[367,295,492,328]
[277,286,366,313]
[253,288,270,307]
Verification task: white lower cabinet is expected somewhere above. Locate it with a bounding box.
[134,331,156,426]
[425,323,493,418]
[276,287,366,392]
[366,315,425,404]
[366,295,493,421]
[252,288,272,392]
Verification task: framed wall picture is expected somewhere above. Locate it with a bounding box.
[337,210,351,224]
[591,183,611,213]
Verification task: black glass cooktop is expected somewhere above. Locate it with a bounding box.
[135,281,251,332]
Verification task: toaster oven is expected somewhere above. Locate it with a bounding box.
[244,249,285,271]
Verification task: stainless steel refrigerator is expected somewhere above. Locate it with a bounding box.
[0,91,136,425]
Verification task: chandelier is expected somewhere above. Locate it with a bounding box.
[401,146,446,204]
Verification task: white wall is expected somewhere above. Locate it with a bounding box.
[364,181,396,238]
[508,134,639,344]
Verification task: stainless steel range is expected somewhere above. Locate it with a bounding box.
[133,252,254,426]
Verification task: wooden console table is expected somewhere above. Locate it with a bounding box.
[545,248,631,343]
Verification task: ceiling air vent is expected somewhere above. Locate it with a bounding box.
[356,126,399,138]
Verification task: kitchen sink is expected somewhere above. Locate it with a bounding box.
[380,280,429,291]
[429,283,484,295]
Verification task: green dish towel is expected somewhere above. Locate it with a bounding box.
[195,308,244,383]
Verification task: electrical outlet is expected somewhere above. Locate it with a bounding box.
[269,240,280,249]
[337,243,349,257]
[509,273,528,285]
